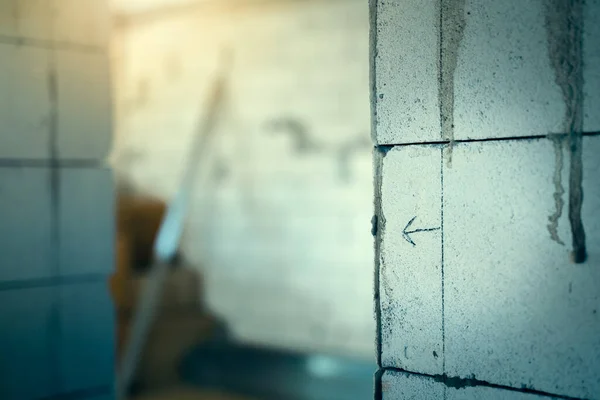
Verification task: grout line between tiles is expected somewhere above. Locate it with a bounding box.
[0,35,105,53]
[0,159,108,168]
[47,45,64,393]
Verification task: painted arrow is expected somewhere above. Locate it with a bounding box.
[402,216,440,246]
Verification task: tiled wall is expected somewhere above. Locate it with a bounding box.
[373,0,600,399]
[111,0,375,359]
[0,2,115,399]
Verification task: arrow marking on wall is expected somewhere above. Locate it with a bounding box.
[402,216,440,246]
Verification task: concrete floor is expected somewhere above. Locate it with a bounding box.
[132,385,256,400]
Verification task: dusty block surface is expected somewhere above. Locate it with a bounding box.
[377,146,443,374]
[59,167,115,276]
[377,136,600,398]
[0,44,51,159]
[371,0,440,145]
[450,0,565,139]
[443,137,600,398]
[0,167,53,282]
[451,0,565,141]
[373,0,598,144]
[380,370,443,399]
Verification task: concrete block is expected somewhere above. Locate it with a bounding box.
[0,287,58,400]
[0,44,51,159]
[0,167,53,281]
[443,137,600,398]
[52,0,110,47]
[15,0,52,40]
[56,49,112,160]
[381,370,559,399]
[0,1,17,37]
[380,370,444,399]
[372,0,441,145]
[59,280,115,392]
[377,146,443,374]
[0,0,52,39]
[584,0,600,132]
[59,167,114,276]
[451,0,565,140]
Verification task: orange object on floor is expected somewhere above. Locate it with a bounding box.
[117,195,167,272]
[110,193,218,393]
[111,194,168,357]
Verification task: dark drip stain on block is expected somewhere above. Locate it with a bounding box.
[547,135,566,245]
[544,0,587,263]
[439,0,467,167]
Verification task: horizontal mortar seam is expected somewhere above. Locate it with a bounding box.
[379,366,585,400]
[375,131,600,150]
[0,35,105,52]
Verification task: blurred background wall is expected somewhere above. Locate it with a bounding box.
[110,0,375,359]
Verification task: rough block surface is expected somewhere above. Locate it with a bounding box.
[378,136,600,398]
[373,0,598,144]
[444,137,600,399]
[371,0,440,145]
[377,146,443,375]
[381,370,443,399]
[451,0,565,140]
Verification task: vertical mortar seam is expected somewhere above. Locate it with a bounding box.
[440,146,446,400]
[369,0,384,371]
[47,40,63,393]
[438,2,447,397]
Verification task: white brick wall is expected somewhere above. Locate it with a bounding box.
[0,1,115,399]
[112,0,375,358]
[373,0,600,398]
